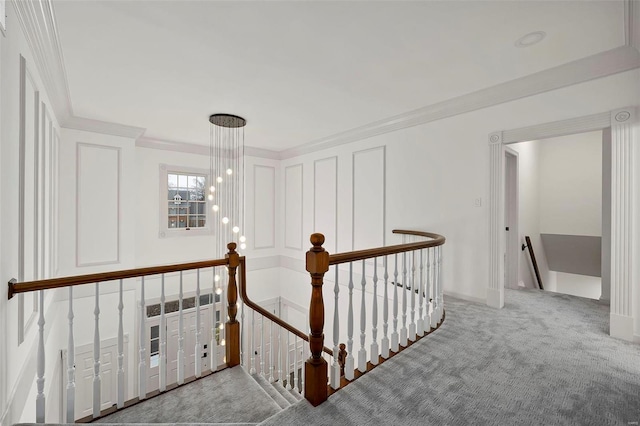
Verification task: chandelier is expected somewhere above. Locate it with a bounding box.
[208,114,246,257]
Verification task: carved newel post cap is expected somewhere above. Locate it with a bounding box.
[227,242,237,254]
[310,233,325,249]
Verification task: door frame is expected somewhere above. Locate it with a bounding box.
[487,107,637,341]
[504,147,519,289]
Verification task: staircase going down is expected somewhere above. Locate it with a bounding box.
[16,367,302,425]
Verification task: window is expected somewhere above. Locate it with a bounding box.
[150,325,160,368]
[159,165,211,237]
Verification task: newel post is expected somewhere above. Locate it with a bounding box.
[226,242,241,367]
[305,233,329,406]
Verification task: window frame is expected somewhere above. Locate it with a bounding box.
[159,164,212,238]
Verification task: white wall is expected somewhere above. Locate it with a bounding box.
[277,69,639,305]
[0,4,61,424]
[539,131,602,236]
[58,129,136,277]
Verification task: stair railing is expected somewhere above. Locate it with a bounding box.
[7,244,242,423]
[237,254,333,394]
[304,229,446,406]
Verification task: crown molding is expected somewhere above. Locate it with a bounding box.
[12,0,73,123]
[64,116,145,139]
[280,45,640,160]
[137,136,281,159]
[629,0,640,51]
[244,146,282,160]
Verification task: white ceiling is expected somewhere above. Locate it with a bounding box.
[52,0,625,151]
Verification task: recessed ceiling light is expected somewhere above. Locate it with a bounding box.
[515,31,546,48]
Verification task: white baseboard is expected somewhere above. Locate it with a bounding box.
[443,290,485,305]
[486,287,504,309]
[610,313,634,342]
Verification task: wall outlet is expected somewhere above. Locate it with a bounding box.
[474,198,482,207]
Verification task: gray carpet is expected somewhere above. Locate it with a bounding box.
[262,289,640,426]
[94,366,280,424]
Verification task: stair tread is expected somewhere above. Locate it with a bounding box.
[270,381,299,405]
[251,374,290,409]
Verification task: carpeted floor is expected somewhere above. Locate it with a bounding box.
[262,289,640,425]
[94,366,279,424]
[75,289,640,425]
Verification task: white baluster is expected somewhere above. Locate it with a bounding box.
[285,332,292,390]
[160,274,167,390]
[438,246,444,322]
[117,280,124,408]
[250,308,256,374]
[278,326,284,387]
[138,278,146,401]
[358,260,367,373]
[330,266,340,389]
[195,270,202,378]
[381,256,390,359]
[345,262,355,380]
[300,344,306,397]
[66,287,76,422]
[269,320,275,382]
[370,257,379,365]
[391,254,399,352]
[93,284,101,417]
[429,248,437,329]
[417,250,425,337]
[36,291,45,423]
[409,250,417,341]
[400,252,408,347]
[240,299,245,367]
[293,335,299,392]
[260,314,265,377]
[178,271,185,385]
[211,267,218,373]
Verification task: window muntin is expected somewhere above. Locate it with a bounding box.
[167,172,206,229]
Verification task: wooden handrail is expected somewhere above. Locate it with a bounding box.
[329,230,445,265]
[8,258,229,299]
[237,257,333,356]
[303,229,446,406]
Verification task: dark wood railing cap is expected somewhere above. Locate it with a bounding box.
[309,233,325,251]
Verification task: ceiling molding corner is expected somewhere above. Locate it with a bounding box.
[629,0,640,52]
[64,116,146,140]
[136,137,208,155]
[12,0,73,124]
[280,45,640,160]
[244,146,282,160]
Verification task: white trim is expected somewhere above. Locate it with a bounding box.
[284,164,304,251]
[631,0,640,52]
[75,143,121,267]
[12,0,73,123]
[64,116,144,140]
[313,156,338,253]
[244,146,281,160]
[502,112,611,144]
[252,165,276,249]
[280,46,640,160]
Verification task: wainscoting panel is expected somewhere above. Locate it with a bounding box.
[314,157,338,253]
[352,147,386,250]
[253,165,276,249]
[76,143,120,266]
[284,164,303,250]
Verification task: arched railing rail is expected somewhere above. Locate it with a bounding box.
[304,229,446,405]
